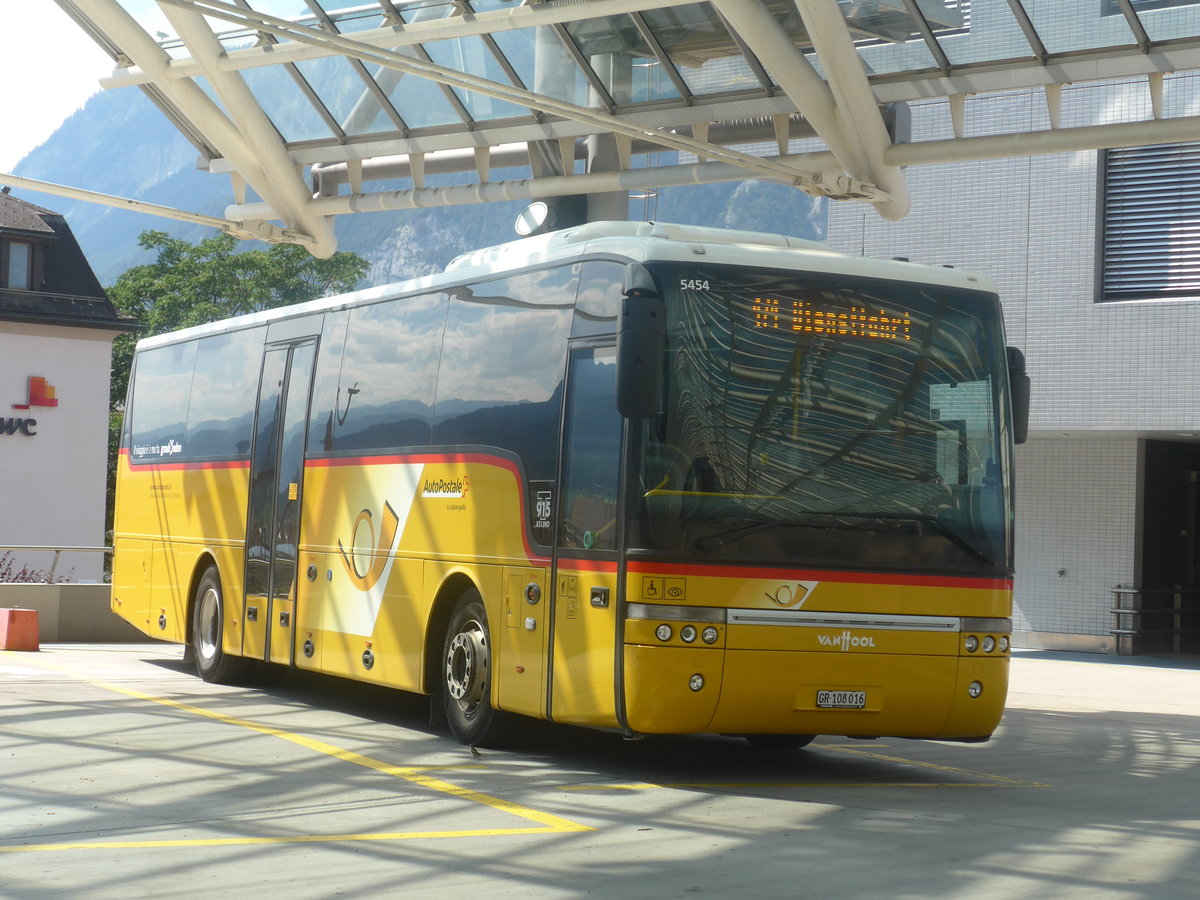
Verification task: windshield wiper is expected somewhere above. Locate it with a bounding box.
[693,511,994,565]
[830,512,995,565]
[693,514,843,552]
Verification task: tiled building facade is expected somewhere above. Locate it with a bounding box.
[828,71,1200,654]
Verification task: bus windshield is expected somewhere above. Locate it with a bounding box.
[631,263,1012,576]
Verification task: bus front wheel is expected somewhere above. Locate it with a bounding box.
[191,566,249,684]
[442,590,508,746]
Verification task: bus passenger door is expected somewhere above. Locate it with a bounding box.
[243,341,316,666]
[550,346,623,727]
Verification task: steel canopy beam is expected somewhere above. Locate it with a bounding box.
[788,0,909,220]
[159,2,338,255]
[161,0,888,203]
[102,0,704,88]
[64,0,335,254]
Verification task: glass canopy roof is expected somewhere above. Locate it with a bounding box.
[32,0,1200,254]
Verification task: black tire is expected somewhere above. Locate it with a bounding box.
[191,565,250,684]
[744,734,817,751]
[442,590,508,746]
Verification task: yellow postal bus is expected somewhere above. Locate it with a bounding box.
[112,221,1029,748]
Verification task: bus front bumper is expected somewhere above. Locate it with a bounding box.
[622,645,1009,741]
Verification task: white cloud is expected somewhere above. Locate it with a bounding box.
[0,6,113,171]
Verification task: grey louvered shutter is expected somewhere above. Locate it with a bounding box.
[1101,142,1200,302]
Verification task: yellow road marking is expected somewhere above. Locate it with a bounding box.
[1,650,592,853]
[823,744,1049,787]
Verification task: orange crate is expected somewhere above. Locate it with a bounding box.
[0,608,39,651]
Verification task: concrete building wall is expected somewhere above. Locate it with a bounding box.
[0,321,116,582]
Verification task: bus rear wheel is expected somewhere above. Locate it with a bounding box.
[191,566,249,684]
[442,590,508,746]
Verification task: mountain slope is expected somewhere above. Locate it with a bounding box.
[13,87,825,288]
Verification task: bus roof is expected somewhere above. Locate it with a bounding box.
[136,221,996,351]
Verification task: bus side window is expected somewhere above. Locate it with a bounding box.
[187,327,266,459]
[128,340,197,463]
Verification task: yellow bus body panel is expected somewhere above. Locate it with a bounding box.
[111,452,249,656]
[113,450,1012,742]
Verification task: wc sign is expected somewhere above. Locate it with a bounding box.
[2,376,59,437]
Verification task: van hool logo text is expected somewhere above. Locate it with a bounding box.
[422,475,469,499]
[818,631,876,651]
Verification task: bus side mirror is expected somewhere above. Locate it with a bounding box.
[1007,346,1030,445]
[616,263,665,419]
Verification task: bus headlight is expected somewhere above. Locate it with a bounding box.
[999,636,1010,652]
[655,624,673,642]
[680,625,697,643]
[964,635,979,652]
[701,626,719,644]
[982,636,996,653]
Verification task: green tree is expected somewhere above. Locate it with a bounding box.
[105,230,370,530]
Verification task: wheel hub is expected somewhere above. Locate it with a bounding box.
[446,626,487,708]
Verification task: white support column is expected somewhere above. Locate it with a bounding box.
[789,0,909,219]
[709,0,864,175]
[159,2,338,256]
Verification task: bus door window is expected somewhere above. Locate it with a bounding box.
[273,342,316,604]
[244,341,317,663]
[558,348,621,551]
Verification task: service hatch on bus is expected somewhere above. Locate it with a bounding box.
[112,221,1030,749]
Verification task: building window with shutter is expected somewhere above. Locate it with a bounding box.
[1099,142,1200,303]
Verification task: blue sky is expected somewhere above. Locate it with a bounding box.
[0,2,171,172]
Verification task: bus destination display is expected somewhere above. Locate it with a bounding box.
[750,296,912,341]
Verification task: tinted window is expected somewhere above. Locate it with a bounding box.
[434,270,574,480]
[307,309,349,453]
[129,341,197,462]
[186,327,265,459]
[559,348,621,552]
[325,293,448,452]
[573,260,623,337]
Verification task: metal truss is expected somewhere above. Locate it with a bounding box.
[8,0,1200,254]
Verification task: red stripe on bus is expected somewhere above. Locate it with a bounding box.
[122,454,249,472]
[306,452,515,469]
[556,557,619,573]
[624,559,1011,591]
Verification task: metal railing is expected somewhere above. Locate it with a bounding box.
[1111,586,1200,655]
[1,546,112,583]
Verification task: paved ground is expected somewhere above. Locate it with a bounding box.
[1,645,1198,899]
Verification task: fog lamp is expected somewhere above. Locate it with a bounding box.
[689,674,704,692]
[967,681,983,698]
